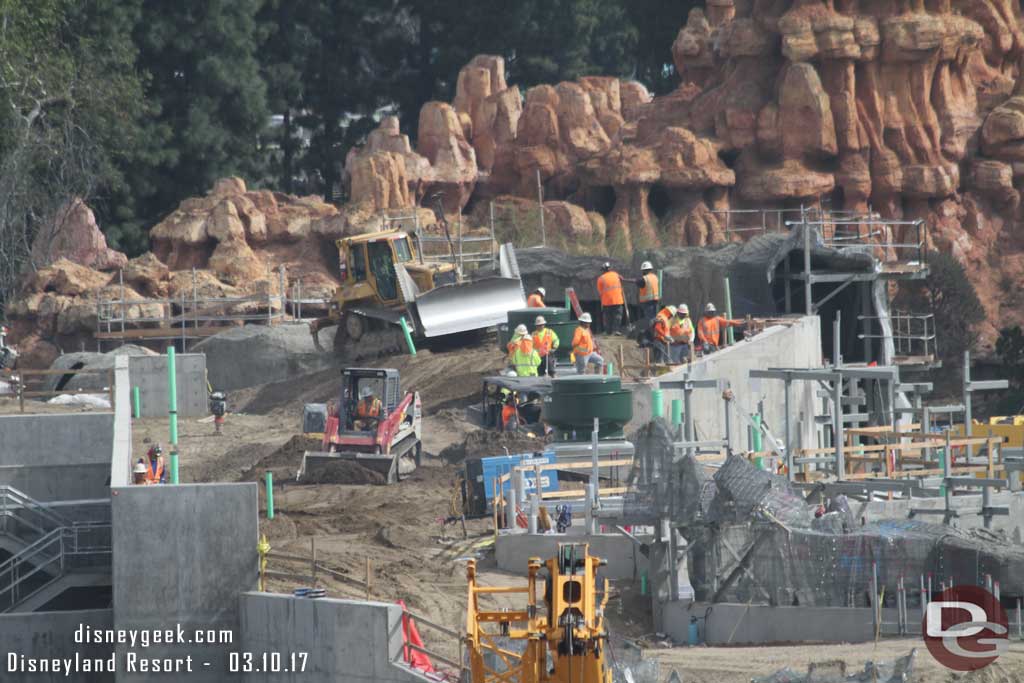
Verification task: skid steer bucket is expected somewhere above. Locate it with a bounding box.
[413,276,525,337]
[299,450,413,485]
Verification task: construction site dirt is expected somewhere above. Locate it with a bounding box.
[121,337,1024,682]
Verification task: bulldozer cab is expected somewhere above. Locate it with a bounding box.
[338,368,402,432]
[340,233,415,304]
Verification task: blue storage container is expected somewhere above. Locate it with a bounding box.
[479,452,559,507]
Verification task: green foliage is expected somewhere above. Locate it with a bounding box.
[995,326,1024,414]
[626,1,699,94]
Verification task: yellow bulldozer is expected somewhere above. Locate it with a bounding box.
[310,229,525,355]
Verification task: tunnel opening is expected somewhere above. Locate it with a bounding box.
[587,185,616,215]
[648,184,670,220]
[54,362,86,392]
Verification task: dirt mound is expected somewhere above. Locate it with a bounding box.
[439,428,550,463]
[241,434,319,481]
[301,460,386,485]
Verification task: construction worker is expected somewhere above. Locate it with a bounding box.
[669,304,696,363]
[509,325,541,377]
[697,302,744,353]
[572,312,604,374]
[133,460,148,485]
[354,385,382,431]
[532,316,560,377]
[635,261,660,320]
[651,305,677,364]
[501,390,519,432]
[596,262,625,335]
[506,323,530,359]
[145,445,166,485]
[527,287,546,308]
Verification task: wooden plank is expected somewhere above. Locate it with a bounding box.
[540,486,629,500]
[95,325,238,341]
[845,465,1001,481]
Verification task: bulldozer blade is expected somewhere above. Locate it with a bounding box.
[414,277,526,338]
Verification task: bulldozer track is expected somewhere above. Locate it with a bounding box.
[334,322,407,363]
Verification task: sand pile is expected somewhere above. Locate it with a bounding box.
[439,428,550,463]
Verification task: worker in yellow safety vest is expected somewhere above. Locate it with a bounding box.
[635,261,660,320]
[532,316,560,377]
[668,304,695,363]
[508,325,541,377]
[571,313,604,374]
[527,287,546,308]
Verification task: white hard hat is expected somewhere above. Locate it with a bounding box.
[705,302,717,313]
[133,462,147,475]
[505,370,518,377]
[359,385,375,399]
[534,316,546,326]
[601,261,611,270]
[666,306,677,317]
[579,313,593,323]
[514,324,529,336]
[678,304,689,314]
[536,287,546,297]
[641,261,653,270]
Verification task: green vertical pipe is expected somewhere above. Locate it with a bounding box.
[752,414,763,452]
[167,346,178,445]
[671,398,683,426]
[640,571,648,595]
[170,452,179,484]
[606,362,614,376]
[651,389,663,419]
[265,471,275,519]
[724,276,735,346]
[132,387,141,419]
[399,317,417,356]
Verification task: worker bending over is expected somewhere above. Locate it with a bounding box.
[596,262,625,335]
[508,324,541,377]
[636,261,660,320]
[669,304,695,363]
[572,313,605,374]
[532,316,560,377]
[144,445,167,484]
[697,303,743,353]
[354,385,382,431]
[527,287,546,308]
[651,305,677,363]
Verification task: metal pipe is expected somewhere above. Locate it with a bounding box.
[591,417,600,512]
[723,388,733,452]
[671,399,683,429]
[803,208,813,315]
[651,389,663,419]
[536,169,546,247]
[399,317,417,356]
[169,452,179,485]
[724,277,735,346]
[963,350,972,439]
[265,472,274,519]
[506,486,517,530]
[871,561,879,636]
[942,429,952,500]
[167,347,178,447]
[132,387,141,419]
[784,378,793,480]
[528,494,538,534]
[834,377,845,480]
[920,574,927,622]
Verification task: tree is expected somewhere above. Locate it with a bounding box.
[130,0,269,225]
[995,326,1024,414]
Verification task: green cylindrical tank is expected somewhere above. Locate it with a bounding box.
[498,307,572,360]
[542,375,633,441]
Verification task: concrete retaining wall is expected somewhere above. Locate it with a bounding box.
[864,490,1024,542]
[112,484,257,682]
[495,529,648,580]
[633,316,822,453]
[129,354,207,418]
[0,608,114,682]
[111,356,132,488]
[239,593,432,683]
[663,601,874,645]
[0,412,113,501]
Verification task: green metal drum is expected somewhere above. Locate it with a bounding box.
[542,375,633,441]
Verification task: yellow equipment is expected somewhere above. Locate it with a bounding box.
[465,543,612,683]
[310,230,524,354]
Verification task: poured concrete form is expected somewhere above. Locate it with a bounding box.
[0,412,114,501]
[663,601,875,645]
[496,529,649,581]
[0,608,114,683]
[111,483,258,682]
[129,353,207,418]
[240,594,433,683]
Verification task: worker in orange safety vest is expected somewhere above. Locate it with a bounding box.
[527,287,546,308]
[572,312,605,374]
[354,385,383,431]
[635,261,660,320]
[145,444,166,484]
[697,302,743,353]
[532,316,560,377]
[596,262,626,335]
[651,305,676,364]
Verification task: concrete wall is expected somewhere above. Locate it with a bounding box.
[495,529,649,580]
[634,316,822,453]
[111,356,132,488]
[129,354,207,418]
[0,608,114,682]
[864,490,1024,543]
[112,484,257,682]
[239,594,432,683]
[0,412,113,501]
[662,601,874,645]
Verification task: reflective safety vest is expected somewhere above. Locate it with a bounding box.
[639,272,660,302]
[653,313,671,343]
[357,397,382,418]
[670,316,694,343]
[146,457,165,485]
[532,328,559,357]
[596,271,624,306]
[501,404,517,428]
[527,293,545,308]
[510,340,541,377]
[697,315,738,347]
[572,326,595,355]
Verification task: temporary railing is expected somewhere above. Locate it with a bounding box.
[856,312,938,366]
[1,367,114,412]
[0,521,112,612]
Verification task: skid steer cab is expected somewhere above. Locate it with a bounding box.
[300,368,422,484]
